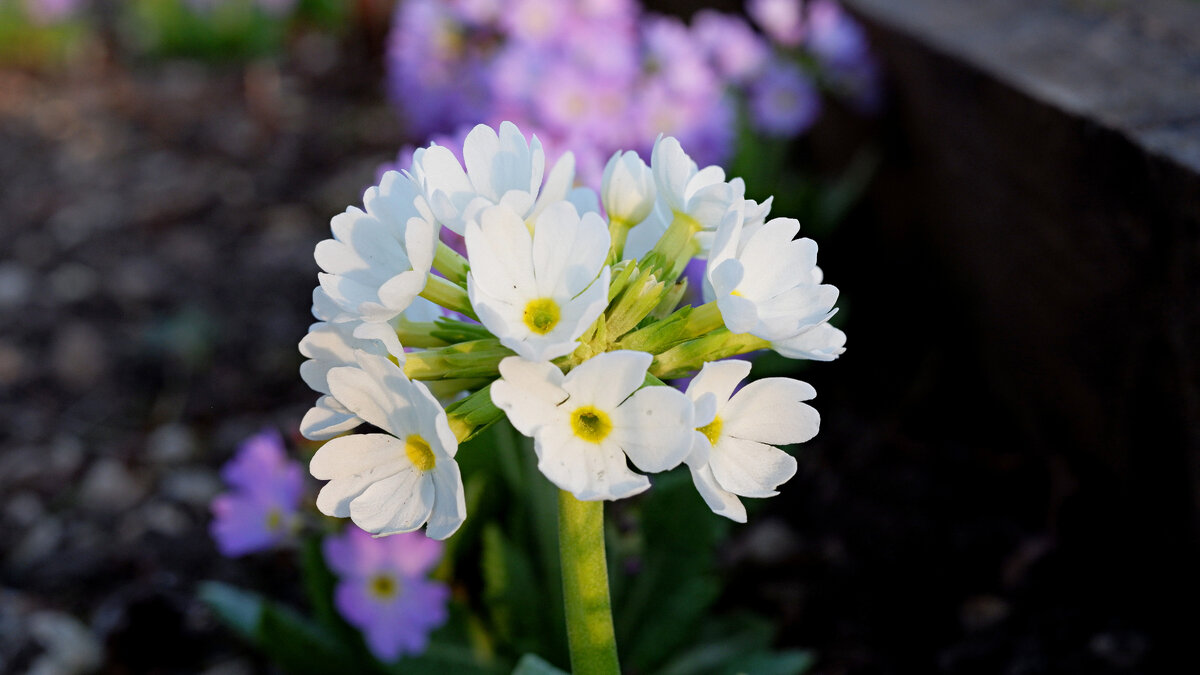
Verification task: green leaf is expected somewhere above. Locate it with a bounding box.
[652,615,777,675]
[200,580,363,675]
[482,525,548,654]
[383,642,505,675]
[511,653,570,675]
[725,650,816,675]
[199,581,262,641]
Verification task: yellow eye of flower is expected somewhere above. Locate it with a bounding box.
[522,297,561,335]
[570,406,613,444]
[697,415,723,446]
[405,434,436,472]
[265,508,283,531]
[369,574,399,600]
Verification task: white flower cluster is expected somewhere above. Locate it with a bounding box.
[300,122,845,539]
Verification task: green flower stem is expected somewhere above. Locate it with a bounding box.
[558,491,621,675]
[433,241,470,285]
[608,216,630,264]
[419,275,478,320]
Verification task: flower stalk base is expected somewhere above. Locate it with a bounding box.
[558,491,620,675]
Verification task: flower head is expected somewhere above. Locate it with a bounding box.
[210,429,304,556]
[707,207,839,343]
[310,351,466,540]
[314,171,437,325]
[491,352,695,501]
[466,201,610,362]
[749,58,821,138]
[683,360,818,522]
[324,526,449,661]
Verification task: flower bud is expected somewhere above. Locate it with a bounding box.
[601,150,656,226]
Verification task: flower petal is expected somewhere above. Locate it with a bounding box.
[610,384,695,473]
[350,467,434,535]
[562,350,652,410]
[709,436,797,499]
[722,378,819,445]
[491,357,568,436]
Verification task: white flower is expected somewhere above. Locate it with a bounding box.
[706,207,839,342]
[465,201,610,362]
[299,321,394,441]
[601,150,656,226]
[314,171,437,325]
[491,352,695,501]
[682,359,818,522]
[411,121,597,235]
[648,135,745,256]
[309,351,466,540]
[771,322,847,361]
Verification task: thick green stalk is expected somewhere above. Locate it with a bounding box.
[558,492,620,675]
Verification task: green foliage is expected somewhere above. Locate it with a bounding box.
[0,1,90,68]
[121,0,347,61]
[204,421,814,675]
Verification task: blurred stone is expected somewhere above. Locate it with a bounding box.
[27,611,104,675]
[141,501,190,537]
[49,435,85,475]
[960,594,1010,632]
[0,262,32,307]
[78,459,148,514]
[1089,630,1148,669]
[200,659,255,675]
[0,340,27,386]
[736,518,802,565]
[9,517,63,570]
[146,424,195,465]
[160,468,221,508]
[5,491,44,526]
[48,263,99,303]
[108,257,163,302]
[50,323,107,391]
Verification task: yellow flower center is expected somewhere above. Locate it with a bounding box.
[265,508,283,531]
[523,297,561,335]
[570,406,613,444]
[405,434,436,472]
[368,573,399,600]
[697,415,723,446]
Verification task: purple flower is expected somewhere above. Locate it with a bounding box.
[210,429,304,557]
[692,10,769,85]
[804,0,882,113]
[747,0,804,47]
[324,527,450,661]
[24,0,84,23]
[748,58,821,137]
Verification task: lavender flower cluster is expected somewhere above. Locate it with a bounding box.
[209,430,450,661]
[383,0,879,187]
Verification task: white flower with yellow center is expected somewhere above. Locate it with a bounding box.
[707,205,840,343]
[490,352,696,501]
[315,170,437,324]
[683,359,818,522]
[411,121,596,235]
[465,201,610,362]
[309,351,466,540]
[601,150,656,228]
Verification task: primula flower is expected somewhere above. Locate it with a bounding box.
[692,10,769,84]
[412,122,592,235]
[323,527,449,661]
[683,359,818,522]
[747,0,805,47]
[466,201,611,362]
[707,206,839,343]
[310,351,466,539]
[647,135,745,256]
[601,150,656,228]
[491,352,695,501]
[315,171,437,325]
[749,59,821,138]
[210,429,304,556]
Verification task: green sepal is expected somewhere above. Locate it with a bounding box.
[430,317,495,344]
[446,384,506,442]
